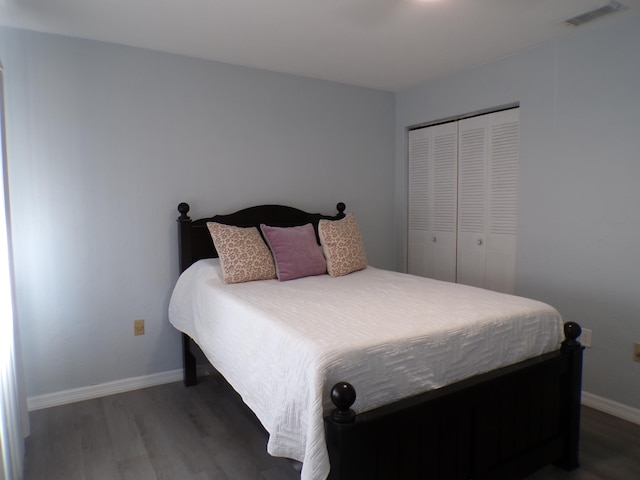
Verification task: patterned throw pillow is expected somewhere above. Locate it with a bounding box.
[318,213,367,277]
[206,222,276,284]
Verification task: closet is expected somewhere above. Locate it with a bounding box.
[408,108,519,294]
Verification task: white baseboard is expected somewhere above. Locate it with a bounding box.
[582,391,640,426]
[27,367,206,411]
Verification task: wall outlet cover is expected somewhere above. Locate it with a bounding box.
[134,319,145,336]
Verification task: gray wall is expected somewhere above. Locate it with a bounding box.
[0,27,395,398]
[4,9,639,411]
[396,12,640,409]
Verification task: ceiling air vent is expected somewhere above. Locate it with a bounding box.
[566,1,625,26]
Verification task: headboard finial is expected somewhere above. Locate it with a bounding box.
[178,202,191,220]
[336,202,346,218]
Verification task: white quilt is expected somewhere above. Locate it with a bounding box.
[168,259,563,480]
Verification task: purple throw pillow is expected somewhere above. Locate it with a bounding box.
[260,223,327,281]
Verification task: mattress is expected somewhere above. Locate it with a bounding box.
[168,259,563,480]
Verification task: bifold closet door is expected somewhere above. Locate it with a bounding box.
[457,108,519,293]
[408,122,458,282]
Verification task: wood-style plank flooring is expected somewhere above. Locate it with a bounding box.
[24,373,640,480]
[24,374,300,480]
[526,405,640,480]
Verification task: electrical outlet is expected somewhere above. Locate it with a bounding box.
[134,319,145,336]
[580,328,592,348]
[634,343,640,363]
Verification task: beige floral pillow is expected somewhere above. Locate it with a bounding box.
[318,213,367,277]
[206,222,276,284]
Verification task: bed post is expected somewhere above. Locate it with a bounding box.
[177,202,192,274]
[325,382,359,480]
[177,203,198,386]
[556,321,584,471]
[182,333,198,387]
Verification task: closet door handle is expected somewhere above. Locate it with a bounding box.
[433,237,437,242]
[477,239,483,246]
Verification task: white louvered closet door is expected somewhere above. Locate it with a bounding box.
[486,108,519,293]
[408,108,518,293]
[408,122,458,282]
[457,108,519,293]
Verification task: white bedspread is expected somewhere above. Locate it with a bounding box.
[168,259,563,480]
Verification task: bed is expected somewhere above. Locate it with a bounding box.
[169,201,583,480]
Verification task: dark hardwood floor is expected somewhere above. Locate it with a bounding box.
[525,404,640,480]
[24,373,640,480]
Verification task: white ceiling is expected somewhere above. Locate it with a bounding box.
[0,0,637,91]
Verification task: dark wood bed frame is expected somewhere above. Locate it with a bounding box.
[175,201,583,480]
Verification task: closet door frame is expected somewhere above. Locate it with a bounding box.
[407,107,519,293]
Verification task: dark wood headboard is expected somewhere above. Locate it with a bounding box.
[177,202,346,273]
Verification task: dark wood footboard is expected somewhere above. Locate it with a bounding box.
[325,322,584,480]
